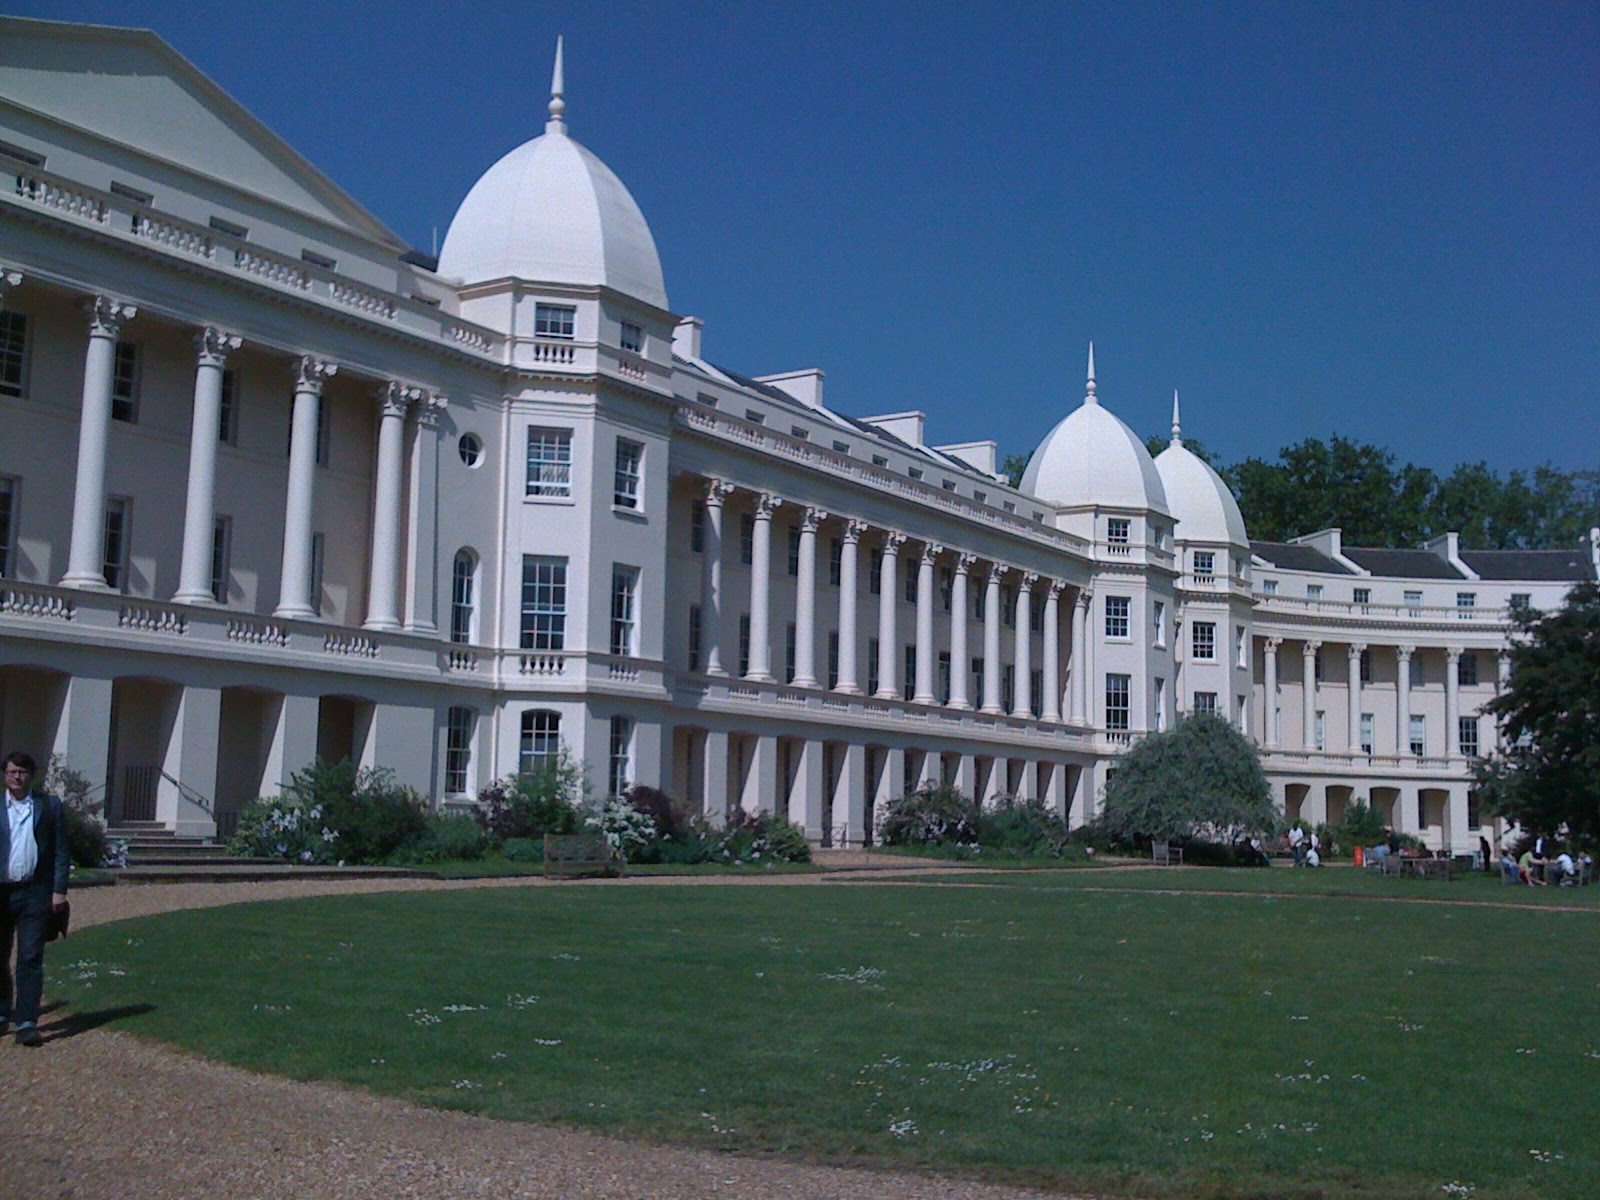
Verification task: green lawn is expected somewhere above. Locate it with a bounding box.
[410,857,820,879]
[51,876,1599,1199]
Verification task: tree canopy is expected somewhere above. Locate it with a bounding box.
[1100,713,1276,844]
[1473,583,1600,845]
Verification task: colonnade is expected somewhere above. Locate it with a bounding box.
[696,479,1093,725]
[48,287,446,631]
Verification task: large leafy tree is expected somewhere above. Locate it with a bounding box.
[1101,714,1276,844]
[1474,583,1600,844]
[1222,436,1436,545]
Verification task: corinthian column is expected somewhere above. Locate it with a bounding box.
[1302,641,1320,749]
[913,542,941,704]
[1013,572,1037,716]
[792,507,825,687]
[364,382,419,630]
[1396,645,1414,755]
[1347,643,1365,752]
[63,296,137,588]
[701,480,731,675]
[948,553,975,709]
[1042,580,1063,722]
[1069,588,1089,724]
[746,493,782,681]
[875,531,906,699]
[835,519,866,693]
[275,355,337,618]
[981,565,1005,714]
[174,326,242,603]
[403,394,447,634]
[1264,637,1281,748]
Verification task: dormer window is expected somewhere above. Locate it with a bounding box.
[1193,550,1215,579]
[535,303,576,339]
[1107,518,1130,545]
[620,322,643,353]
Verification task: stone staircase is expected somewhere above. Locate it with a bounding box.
[101,823,429,883]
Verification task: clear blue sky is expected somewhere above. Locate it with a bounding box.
[17,1,1600,474]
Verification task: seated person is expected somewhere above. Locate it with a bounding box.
[1518,849,1546,885]
[1305,846,1321,867]
[1552,851,1577,884]
[1500,851,1521,883]
[1368,843,1392,866]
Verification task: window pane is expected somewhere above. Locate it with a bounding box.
[526,428,573,498]
[520,556,567,650]
[519,710,561,775]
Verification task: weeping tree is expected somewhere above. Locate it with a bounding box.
[1101,713,1275,844]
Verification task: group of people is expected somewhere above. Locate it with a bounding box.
[1498,833,1593,886]
[1286,825,1322,867]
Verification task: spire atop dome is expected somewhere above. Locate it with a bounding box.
[546,36,566,133]
[1171,388,1182,445]
[1085,342,1098,406]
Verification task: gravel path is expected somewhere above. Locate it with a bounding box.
[0,874,1089,1200]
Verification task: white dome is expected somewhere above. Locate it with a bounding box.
[1156,440,1249,546]
[437,111,667,309]
[1021,351,1169,513]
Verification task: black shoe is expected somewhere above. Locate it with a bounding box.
[15,1025,42,1047]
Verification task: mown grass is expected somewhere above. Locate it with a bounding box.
[52,879,1599,1199]
[411,858,820,879]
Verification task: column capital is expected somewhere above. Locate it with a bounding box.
[703,477,733,507]
[1303,639,1321,654]
[1075,587,1093,609]
[195,326,242,368]
[1396,644,1415,662]
[1265,636,1282,651]
[882,529,907,553]
[985,563,1010,585]
[1046,579,1064,601]
[1018,571,1039,591]
[955,551,978,573]
[842,517,868,543]
[801,506,827,532]
[414,393,449,429]
[919,541,944,565]
[378,380,425,419]
[1348,642,1367,656]
[754,492,784,519]
[291,355,337,393]
[1445,645,1462,662]
[0,267,22,305]
[85,295,137,339]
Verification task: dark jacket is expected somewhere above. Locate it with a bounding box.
[0,794,71,897]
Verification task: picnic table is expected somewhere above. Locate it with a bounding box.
[1396,856,1454,881]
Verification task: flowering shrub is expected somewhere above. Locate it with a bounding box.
[475,749,584,843]
[229,796,341,864]
[45,756,112,868]
[583,796,657,859]
[716,809,812,864]
[878,785,980,847]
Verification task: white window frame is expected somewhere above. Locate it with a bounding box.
[218,367,239,445]
[102,496,131,591]
[450,548,477,644]
[1194,691,1218,716]
[444,706,475,796]
[610,565,638,656]
[309,531,325,616]
[111,340,140,423]
[1104,595,1130,640]
[525,427,574,499]
[519,709,561,775]
[1107,517,1131,545]
[520,555,568,650]
[613,438,643,510]
[534,303,576,339]
[1105,674,1131,731]
[619,321,643,353]
[1152,600,1165,647]
[1409,714,1427,756]
[1192,550,1215,579]
[0,475,17,578]
[608,716,634,797]
[210,515,231,604]
[0,311,29,399]
[1191,621,1217,662]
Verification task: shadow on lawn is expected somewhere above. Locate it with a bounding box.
[39,1003,156,1043]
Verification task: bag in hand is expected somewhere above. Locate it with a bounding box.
[45,900,70,942]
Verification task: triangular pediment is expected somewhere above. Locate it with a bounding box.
[0,17,404,249]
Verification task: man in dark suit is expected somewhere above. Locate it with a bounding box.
[2,750,70,1047]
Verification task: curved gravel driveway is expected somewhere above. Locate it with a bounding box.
[0,874,1087,1200]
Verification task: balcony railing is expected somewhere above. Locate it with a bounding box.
[1255,592,1511,624]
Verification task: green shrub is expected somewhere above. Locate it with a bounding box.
[394,814,487,863]
[878,785,980,847]
[716,810,812,864]
[228,795,340,864]
[63,804,109,869]
[230,759,428,865]
[977,795,1072,857]
[502,837,545,863]
[476,751,584,843]
[44,756,114,868]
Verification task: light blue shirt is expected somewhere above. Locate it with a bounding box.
[5,794,38,883]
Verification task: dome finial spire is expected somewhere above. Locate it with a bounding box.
[1171,388,1183,445]
[547,36,567,133]
[1084,342,1098,405]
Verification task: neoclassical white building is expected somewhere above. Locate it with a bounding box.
[1,20,1594,847]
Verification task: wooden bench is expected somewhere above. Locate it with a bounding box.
[1152,841,1184,867]
[543,833,625,879]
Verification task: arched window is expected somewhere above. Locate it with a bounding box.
[520,709,560,776]
[450,548,477,644]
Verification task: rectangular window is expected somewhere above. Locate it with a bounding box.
[1193,550,1215,578]
[301,249,337,270]
[0,476,16,578]
[1353,587,1371,606]
[829,538,843,587]
[519,556,567,650]
[939,651,952,704]
[1001,584,1015,627]
[111,341,140,422]
[519,710,561,775]
[609,566,638,656]
[525,428,574,498]
[1030,597,1043,634]
[1360,649,1373,684]
[209,215,248,239]
[738,613,751,677]
[940,567,954,612]
[619,321,643,353]
[867,637,880,695]
[1314,648,1325,683]
[450,552,476,644]
[687,604,702,671]
[1457,652,1479,686]
[309,532,325,615]
[535,303,576,339]
[608,716,633,797]
[827,631,840,689]
[444,706,475,795]
[1236,694,1248,733]
[1235,626,1248,668]
[1194,691,1218,716]
[1409,714,1426,756]
[745,409,766,426]
[314,394,330,466]
[1154,677,1167,732]
[1467,789,1481,829]
[1456,592,1476,618]
[695,391,718,408]
[907,467,923,481]
[786,527,801,576]
[1263,578,1278,595]
[971,657,984,705]
[1002,664,1015,712]
[973,490,987,505]
[690,500,706,552]
[1192,620,1217,661]
[1106,674,1131,731]
[1459,717,1480,759]
[1314,710,1326,751]
[785,622,797,683]
[102,497,131,590]
[1404,589,1423,613]
[903,644,917,702]
[942,479,957,492]
[1307,584,1323,600]
[218,368,239,444]
[792,426,810,441]
[1360,713,1374,754]
[869,548,881,594]
[832,440,851,454]
[0,312,27,398]
[0,139,45,167]
[613,439,643,509]
[1030,669,1043,717]
[740,515,755,565]
[1107,518,1130,545]
[1409,654,1424,688]
[972,579,985,620]
[209,516,231,604]
[1152,600,1165,646]
[904,559,918,605]
[1510,592,1531,610]
[1105,595,1130,639]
